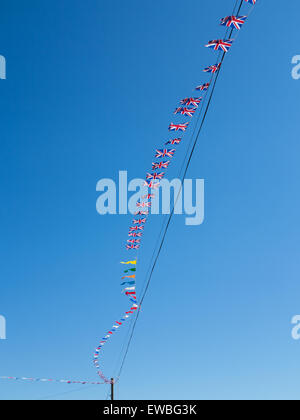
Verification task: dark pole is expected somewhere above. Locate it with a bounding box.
[111,378,114,401]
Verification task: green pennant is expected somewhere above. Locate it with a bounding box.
[124,268,136,273]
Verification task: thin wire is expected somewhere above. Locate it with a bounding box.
[115,0,245,380]
[137,1,239,298]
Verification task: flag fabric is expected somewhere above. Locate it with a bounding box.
[132,218,147,224]
[143,180,161,189]
[123,287,136,292]
[180,107,197,117]
[121,260,137,265]
[165,138,181,146]
[169,123,189,132]
[126,244,140,250]
[126,291,136,296]
[124,268,136,273]
[155,149,175,158]
[146,172,165,180]
[203,63,221,73]
[142,194,155,200]
[180,97,202,106]
[244,0,256,4]
[128,232,143,237]
[135,210,149,216]
[152,161,170,170]
[196,83,210,91]
[220,15,247,30]
[129,226,144,231]
[127,239,141,244]
[136,200,152,208]
[120,280,136,286]
[205,39,233,52]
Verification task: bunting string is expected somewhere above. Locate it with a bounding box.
[1,0,257,388]
[0,376,105,385]
[93,0,257,385]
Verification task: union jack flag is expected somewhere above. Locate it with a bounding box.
[126,244,140,250]
[143,181,160,189]
[142,194,155,200]
[129,225,144,232]
[136,200,152,208]
[196,83,210,91]
[205,39,233,52]
[135,210,149,216]
[152,161,170,170]
[128,232,143,237]
[180,107,197,117]
[133,218,147,225]
[203,63,221,73]
[244,0,256,4]
[165,138,181,146]
[155,149,175,158]
[173,107,196,117]
[220,15,247,30]
[180,97,202,106]
[169,123,189,132]
[146,172,165,180]
[127,239,141,244]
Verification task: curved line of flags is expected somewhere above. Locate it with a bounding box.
[0,376,105,385]
[93,0,257,385]
[0,0,257,389]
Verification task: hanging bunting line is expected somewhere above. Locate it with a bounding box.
[92,0,257,386]
[0,376,105,385]
[0,0,256,389]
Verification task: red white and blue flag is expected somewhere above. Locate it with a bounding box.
[169,123,189,132]
[136,201,152,208]
[152,161,170,170]
[180,107,197,117]
[128,231,143,238]
[180,97,202,106]
[146,172,165,180]
[220,15,247,30]
[129,225,144,232]
[133,219,147,225]
[127,239,141,244]
[155,149,176,158]
[126,244,140,250]
[165,139,181,146]
[244,0,256,4]
[142,194,155,200]
[205,39,233,52]
[196,83,210,91]
[135,210,149,216]
[203,63,221,73]
[143,181,161,189]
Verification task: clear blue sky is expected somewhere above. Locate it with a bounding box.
[0,0,300,400]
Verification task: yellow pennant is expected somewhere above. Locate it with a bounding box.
[120,260,137,265]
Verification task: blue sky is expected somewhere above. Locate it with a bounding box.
[0,0,300,400]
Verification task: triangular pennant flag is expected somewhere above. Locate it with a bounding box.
[121,260,137,265]
[124,268,136,273]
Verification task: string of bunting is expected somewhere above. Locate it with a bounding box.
[0,0,257,387]
[93,0,257,385]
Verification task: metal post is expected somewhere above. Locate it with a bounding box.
[111,378,114,401]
